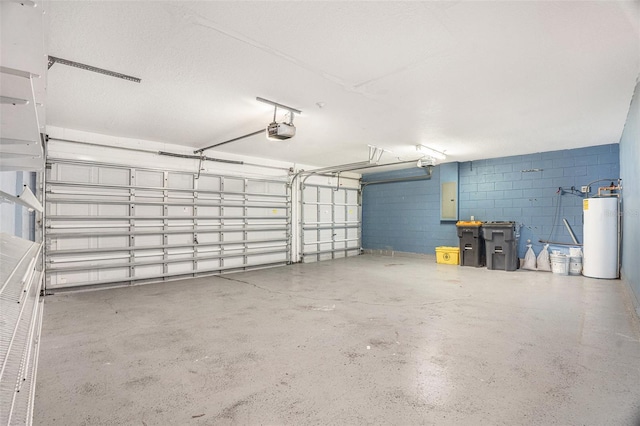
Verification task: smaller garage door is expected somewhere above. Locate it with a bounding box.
[300,184,360,263]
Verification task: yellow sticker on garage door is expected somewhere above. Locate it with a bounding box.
[272,209,278,214]
[583,200,589,211]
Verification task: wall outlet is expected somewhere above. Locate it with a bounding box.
[581,185,590,193]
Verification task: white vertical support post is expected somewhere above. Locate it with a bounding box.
[341,189,349,257]
[286,181,292,264]
[220,177,225,272]
[316,186,321,263]
[344,189,348,258]
[298,182,304,263]
[243,178,248,270]
[38,165,46,290]
[90,166,99,283]
[129,168,136,284]
[44,164,52,290]
[162,171,169,279]
[192,175,198,277]
[358,188,363,252]
[331,185,336,260]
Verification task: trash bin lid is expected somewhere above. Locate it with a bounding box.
[456,221,482,227]
[482,221,516,227]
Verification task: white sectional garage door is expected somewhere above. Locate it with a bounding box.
[45,159,290,290]
[300,184,360,262]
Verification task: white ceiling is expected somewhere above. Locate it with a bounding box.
[46,1,640,167]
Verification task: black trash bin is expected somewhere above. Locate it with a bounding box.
[456,221,485,267]
[482,221,518,271]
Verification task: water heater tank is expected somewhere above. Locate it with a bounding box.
[582,198,618,279]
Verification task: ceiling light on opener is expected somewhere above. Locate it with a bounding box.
[257,97,302,141]
[416,144,446,160]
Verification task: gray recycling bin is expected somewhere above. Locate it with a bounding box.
[482,221,518,271]
[456,221,485,267]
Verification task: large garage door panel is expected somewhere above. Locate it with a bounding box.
[45,159,291,290]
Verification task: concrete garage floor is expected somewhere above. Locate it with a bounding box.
[35,255,640,425]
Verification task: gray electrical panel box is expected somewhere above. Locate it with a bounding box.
[440,162,459,221]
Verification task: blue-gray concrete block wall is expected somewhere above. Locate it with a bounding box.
[619,79,640,311]
[459,144,619,256]
[362,144,620,258]
[362,166,457,253]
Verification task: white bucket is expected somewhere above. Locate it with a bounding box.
[569,256,583,275]
[569,247,583,257]
[550,254,570,275]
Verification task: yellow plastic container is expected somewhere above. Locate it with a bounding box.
[456,220,482,227]
[435,246,460,265]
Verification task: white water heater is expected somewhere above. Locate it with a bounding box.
[582,198,619,279]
